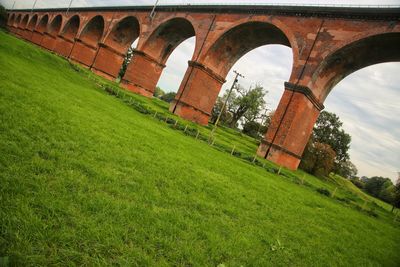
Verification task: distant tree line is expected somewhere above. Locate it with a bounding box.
[154,86,177,103]
[350,176,400,212]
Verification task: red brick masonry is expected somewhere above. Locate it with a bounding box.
[6,5,400,170]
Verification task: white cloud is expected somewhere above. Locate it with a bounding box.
[325,63,400,182]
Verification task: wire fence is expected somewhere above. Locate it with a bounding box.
[66,60,399,221]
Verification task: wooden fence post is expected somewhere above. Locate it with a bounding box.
[331,187,338,198]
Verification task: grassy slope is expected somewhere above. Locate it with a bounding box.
[1,31,399,266]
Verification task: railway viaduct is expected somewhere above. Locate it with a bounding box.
[5,4,400,170]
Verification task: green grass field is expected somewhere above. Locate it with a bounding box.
[1,30,399,266]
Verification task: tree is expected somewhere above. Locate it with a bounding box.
[210,84,267,129]
[300,141,336,177]
[364,176,393,198]
[312,111,352,174]
[350,176,365,189]
[210,92,235,126]
[227,84,267,128]
[0,5,6,28]
[392,179,400,212]
[242,121,266,139]
[379,185,396,205]
[154,86,165,98]
[241,110,272,139]
[335,160,358,179]
[118,46,134,79]
[160,92,176,103]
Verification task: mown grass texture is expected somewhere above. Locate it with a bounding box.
[0,30,399,266]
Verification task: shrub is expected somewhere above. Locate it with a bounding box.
[316,188,330,196]
[242,120,266,139]
[350,177,365,189]
[300,141,336,178]
[154,86,165,97]
[336,197,351,204]
[160,92,176,103]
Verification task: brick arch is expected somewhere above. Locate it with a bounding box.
[8,13,15,26]
[60,15,80,40]
[121,17,196,96]
[90,16,140,80]
[27,15,38,31]
[141,17,196,65]
[310,32,400,101]
[170,20,293,125]
[14,14,21,27]
[19,14,29,29]
[104,16,140,53]
[36,14,49,33]
[79,15,105,47]
[258,31,400,170]
[47,14,63,36]
[69,15,105,67]
[41,14,63,51]
[53,15,80,57]
[202,21,291,79]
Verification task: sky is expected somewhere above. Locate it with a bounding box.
[2,0,400,183]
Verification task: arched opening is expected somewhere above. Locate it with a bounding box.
[171,21,293,125]
[54,15,80,57]
[20,14,29,29]
[310,32,400,101]
[36,15,49,33]
[104,16,139,53]
[14,14,21,27]
[80,15,104,47]
[47,15,62,36]
[91,16,140,79]
[69,16,104,67]
[157,37,195,97]
[121,17,196,97]
[221,45,292,125]
[27,15,38,31]
[323,62,400,183]
[142,18,195,65]
[207,22,292,129]
[61,15,80,40]
[308,32,400,183]
[203,21,291,79]
[150,18,196,94]
[41,15,63,51]
[8,13,15,26]
[101,16,140,79]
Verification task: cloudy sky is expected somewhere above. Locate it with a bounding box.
[2,0,400,182]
